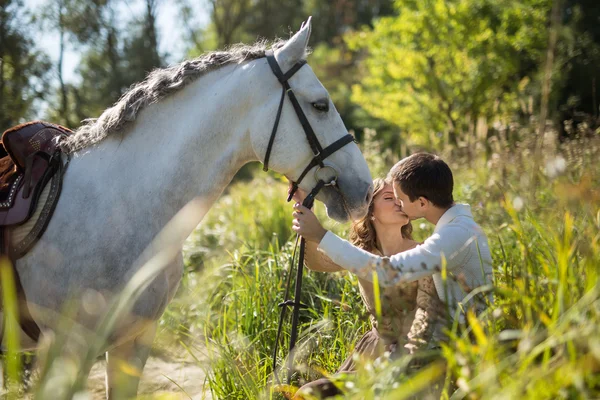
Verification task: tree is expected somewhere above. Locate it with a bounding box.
[70,23,123,120]
[38,0,107,127]
[303,0,394,45]
[0,0,51,129]
[209,0,251,47]
[122,0,163,82]
[242,0,304,41]
[184,0,395,50]
[45,0,164,122]
[348,0,552,147]
[555,0,600,138]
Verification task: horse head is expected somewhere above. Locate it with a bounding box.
[249,18,373,222]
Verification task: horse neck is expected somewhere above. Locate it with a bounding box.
[67,63,261,234]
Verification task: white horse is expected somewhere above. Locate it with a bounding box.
[5,19,372,398]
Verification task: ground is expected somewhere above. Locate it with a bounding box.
[87,353,211,400]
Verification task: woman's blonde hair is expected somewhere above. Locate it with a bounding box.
[349,178,413,252]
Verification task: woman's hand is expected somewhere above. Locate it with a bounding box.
[287,182,312,208]
[292,203,327,243]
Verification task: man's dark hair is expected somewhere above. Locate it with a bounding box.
[388,153,454,208]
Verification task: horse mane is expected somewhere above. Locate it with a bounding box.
[60,39,291,153]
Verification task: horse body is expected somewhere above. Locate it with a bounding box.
[7,19,373,398]
[19,62,258,328]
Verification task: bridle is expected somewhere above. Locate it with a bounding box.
[262,50,355,202]
[262,50,355,384]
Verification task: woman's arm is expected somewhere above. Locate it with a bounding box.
[292,204,471,285]
[304,241,345,273]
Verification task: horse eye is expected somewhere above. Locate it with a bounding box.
[312,101,329,113]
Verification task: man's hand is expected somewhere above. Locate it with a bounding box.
[292,203,327,243]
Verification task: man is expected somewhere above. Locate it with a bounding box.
[292,153,493,318]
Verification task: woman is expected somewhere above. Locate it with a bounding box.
[293,178,446,399]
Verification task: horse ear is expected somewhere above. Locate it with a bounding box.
[275,17,312,71]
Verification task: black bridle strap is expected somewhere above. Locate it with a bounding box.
[263,52,310,171]
[284,83,324,158]
[264,51,322,170]
[267,52,307,84]
[262,50,359,384]
[263,85,286,172]
[262,50,356,196]
[286,237,307,382]
[286,134,355,202]
[272,180,325,384]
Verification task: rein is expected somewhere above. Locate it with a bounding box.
[271,181,325,384]
[261,50,355,384]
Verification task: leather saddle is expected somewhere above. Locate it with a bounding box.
[0,121,71,343]
[0,121,70,230]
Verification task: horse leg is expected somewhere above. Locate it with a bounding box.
[105,320,156,400]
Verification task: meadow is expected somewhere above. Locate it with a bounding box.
[1,128,598,399]
[165,128,600,399]
[3,0,599,397]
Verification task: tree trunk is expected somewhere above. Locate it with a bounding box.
[536,0,562,147]
[145,0,160,67]
[58,0,71,127]
[532,0,562,192]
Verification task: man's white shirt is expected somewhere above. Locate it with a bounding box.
[318,204,493,313]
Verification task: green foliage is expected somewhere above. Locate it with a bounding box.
[3,1,600,398]
[120,0,163,84]
[554,0,600,138]
[193,242,367,399]
[0,0,51,128]
[8,0,600,148]
[186,0,395,51]
[301,0,395,46]
[436,135,600,398]
[41,0,164,125]
[1,258,23,397]
[307,44,398,141]
[348,0,553,147]
[38,0,115,126]
[70,20,129,120]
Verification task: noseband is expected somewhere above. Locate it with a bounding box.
[263,50,355,384]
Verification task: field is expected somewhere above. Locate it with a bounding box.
[3,0,599,398]
[1,130,598,399]
[167,130,600,399]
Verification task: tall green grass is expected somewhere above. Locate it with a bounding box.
[1,131,597,399]
[176,179,367,398]
[178,132,600,399]
[1,257,23,399]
